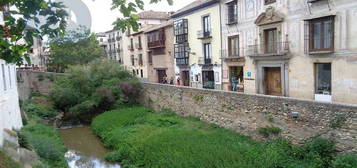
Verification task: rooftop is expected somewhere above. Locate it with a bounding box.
[171,0,219,18]
[138,10,170,20]
[144,20,173,33]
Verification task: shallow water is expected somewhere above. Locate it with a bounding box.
[58,127,120,168]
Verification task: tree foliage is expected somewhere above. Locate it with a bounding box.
[49,59,142,121]
[0,0,68,65]
[1,0,173,65]
[111,0,173,32]
[47,27,105,73]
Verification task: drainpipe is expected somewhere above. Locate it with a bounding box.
[219,2,223,90]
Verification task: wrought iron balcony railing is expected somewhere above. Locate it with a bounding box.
[221,49,245,61]
[247,42,290,56]
[148,40,165,49]
[197,30,212,39]
[198,57,212,65]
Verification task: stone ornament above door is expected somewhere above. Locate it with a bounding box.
[255,7,284,26]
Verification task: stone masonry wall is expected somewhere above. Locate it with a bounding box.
[17,70,66,100]
[141,83,357,152]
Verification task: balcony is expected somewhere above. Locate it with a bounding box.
[197,30,212,39]
[135,43,143,50]
[221,49,245,62]
[176,57,189,66]
[116,37,121,41]
[148,40,165,49]
[247,42,290,60]
[198,57,212,65]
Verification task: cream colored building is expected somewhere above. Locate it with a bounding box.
[121,11,170,81]
[220,0,357,104]
[144,21,175,84]
[172,0,222,89]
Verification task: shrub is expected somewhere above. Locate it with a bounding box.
[20,123,67,168]
[49,59,140,120]
[257,126,282,137]
[105,147,130,163]
[330,115,347,129]
[21,101,59,119]
[332,154,357,168]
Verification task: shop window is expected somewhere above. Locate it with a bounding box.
[315,63,331,95]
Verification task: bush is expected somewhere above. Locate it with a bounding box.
[257,126,282,137]
[21,101,59,119]
[332,154,357,168]
[49,59,141,120]
[20,123,67,168]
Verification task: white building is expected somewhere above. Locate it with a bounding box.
[0,9,23,147]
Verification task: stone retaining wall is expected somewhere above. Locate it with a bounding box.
[17,70,65,100]
[141,82,357,152]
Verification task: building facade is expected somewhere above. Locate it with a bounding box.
[145,21,175,84]
[103,30,123,63]
[0,7,23,147]
[172,0,222,89]
[220,0,357,104]
[121,11,170,81]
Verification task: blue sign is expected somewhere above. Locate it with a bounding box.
[247,72,252,78]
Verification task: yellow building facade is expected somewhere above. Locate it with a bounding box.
[172,0,222,89]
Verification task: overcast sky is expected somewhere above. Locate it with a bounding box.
[82,0,196,33]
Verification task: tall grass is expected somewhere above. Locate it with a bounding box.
[92,106,357,168]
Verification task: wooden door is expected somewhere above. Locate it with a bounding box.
[264,67,282,96]
[181,71,190,86]
[157,70,166,83]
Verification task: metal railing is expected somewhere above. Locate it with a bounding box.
[198,57,212,65]
[128,45,134,51]
[148,40,165,48]
[221,48,245,60]
[247,42,290,56]
[197,29,212,39]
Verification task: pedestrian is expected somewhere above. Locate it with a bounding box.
[176,77,181,86]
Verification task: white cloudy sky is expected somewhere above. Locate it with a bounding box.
[82,0,195,33]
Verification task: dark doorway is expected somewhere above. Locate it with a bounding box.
[181,71,190,86]
[202,71,215,89]
[264,67,282,96]
[157,70,166,83]
[229,66,244,92]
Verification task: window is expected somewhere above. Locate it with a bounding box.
[174,43,190,65]
[309,16,334,52]
[140,69,143,78]
[203,43,212,64]
[264,28,278,53]
[100,38,103,42]
[202,15,211,35]
[138,54,143,66]
[174,19,188,43]
[132,70,136,75]
[138,36,142,49]
[264,0,276,5]
[148,52,153,65]
[130,38,134,50]
[131,55,135,66]
[227,1,238,24]
[8,66,11,89]
[315,63,331,95]
[1,64,6,91]
[228,36,239,57]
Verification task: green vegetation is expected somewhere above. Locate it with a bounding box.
[21,101,59,119]
[0,150,21,168]
[19,101,67,168]
[92,106,357,168]
[330,115,347,129]
[47,28,105,73]
[257,125,282,138]
[192,95,204,102]
[49,59,141,121]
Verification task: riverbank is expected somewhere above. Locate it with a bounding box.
[92,106,357,168]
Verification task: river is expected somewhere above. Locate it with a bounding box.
[58,127,121,168]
